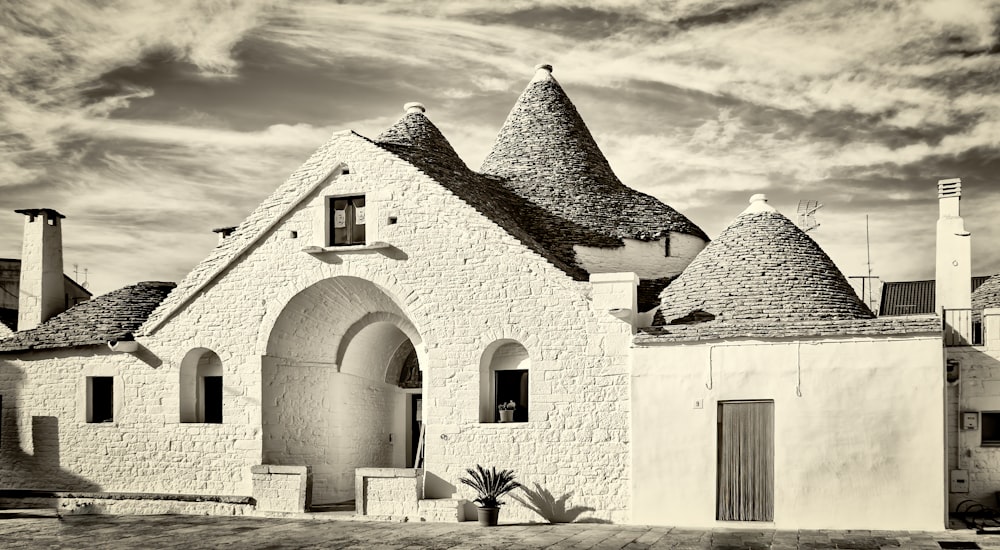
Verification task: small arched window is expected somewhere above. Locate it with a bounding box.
[180,349,223,423]
[479,341,530,423]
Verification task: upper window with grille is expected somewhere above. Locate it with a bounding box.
[330,195,366,246]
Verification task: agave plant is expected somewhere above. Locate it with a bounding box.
[459,465,523,508]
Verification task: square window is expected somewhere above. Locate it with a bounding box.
[87,377,114,423]
[202,376,223,424]
[495,369,528,422]
[983,412,1000,446]
[330,195,366,246]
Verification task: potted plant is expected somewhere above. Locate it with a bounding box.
[498,400,516,423]
[459,465,522,526]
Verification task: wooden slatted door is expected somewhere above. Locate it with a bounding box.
[717,400,774,521]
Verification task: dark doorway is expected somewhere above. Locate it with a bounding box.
[717,400,774,521]
[410,394,422,468]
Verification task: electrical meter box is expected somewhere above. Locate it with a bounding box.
[951,469,970,493]
[964,412,980,430]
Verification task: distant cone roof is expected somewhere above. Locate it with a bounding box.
[973,274,1000,310]
[658,195,873,324]
[480,64,707,242]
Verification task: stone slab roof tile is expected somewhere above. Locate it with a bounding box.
[658,198,872,325]
[636,316,941,343]
[973,274,1000,310]
[0,281,175,352]
[480,65,708,244]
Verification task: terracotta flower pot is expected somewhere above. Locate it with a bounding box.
[499,410,514,423]
[477,506,500,526]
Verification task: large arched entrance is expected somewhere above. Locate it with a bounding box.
[262,277,424,506]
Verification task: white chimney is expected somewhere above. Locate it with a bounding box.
[935,179,971,314]
[15,208,66,331]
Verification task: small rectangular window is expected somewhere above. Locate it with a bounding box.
[88,377,114,423]
[202,376,223,424]
[983,412,1000,446]
[330,195,366,246]
[495,369,528,422]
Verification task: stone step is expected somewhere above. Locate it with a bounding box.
[418,498,467,523]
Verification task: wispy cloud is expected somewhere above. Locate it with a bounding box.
[2,0,1000,296]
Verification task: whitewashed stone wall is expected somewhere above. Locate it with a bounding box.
[0,132,634,522]
[947,336,1000,510]
[0,347,257,495]
[573,233,705,282]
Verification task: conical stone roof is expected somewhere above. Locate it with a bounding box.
[973,274,1000,310]
[480,64,708,242]
[657,195,873,325]
[374,103,619,280]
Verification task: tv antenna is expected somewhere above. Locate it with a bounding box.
[848,215,879,313]
[73,264,90,289]
[797,200,823,232]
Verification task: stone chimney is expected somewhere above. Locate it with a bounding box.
[935,178,972,314]
[15,208,66,331]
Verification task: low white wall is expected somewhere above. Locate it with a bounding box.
[632,335,944,530]
[573,233,704,280]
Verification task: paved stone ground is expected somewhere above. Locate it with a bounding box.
[1,511,999,549]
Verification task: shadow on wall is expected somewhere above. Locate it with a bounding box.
[512,483,609,524]
[1,364,101,492]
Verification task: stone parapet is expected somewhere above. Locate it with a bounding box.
[356,467,422,519]
[252,465,312,513]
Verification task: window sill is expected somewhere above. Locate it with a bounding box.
[477,421,531,427]
[302,242,391,255]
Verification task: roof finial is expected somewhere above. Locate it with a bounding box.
[531,63,554,83]
[404,102,426,114]
[741,193,777,215]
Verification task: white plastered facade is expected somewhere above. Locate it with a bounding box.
[632,334,946,530]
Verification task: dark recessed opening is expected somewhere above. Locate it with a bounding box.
[89,377,114,423]
[938,542,981,549]
[388,216,398,225]
[203,376,223,424]
[289,230,298,239]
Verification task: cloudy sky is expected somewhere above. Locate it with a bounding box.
[3,0,1000,305]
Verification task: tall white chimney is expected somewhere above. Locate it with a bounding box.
[15,208,66,331]
[935,179,971,314]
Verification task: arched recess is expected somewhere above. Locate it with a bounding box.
[479,340,530,423]
[262,276,425,506]
[180,348,224,423]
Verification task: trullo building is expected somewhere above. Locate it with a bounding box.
[0,65,950,530]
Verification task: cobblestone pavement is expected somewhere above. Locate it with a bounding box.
[1,511,999,549]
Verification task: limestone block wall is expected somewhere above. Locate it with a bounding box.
[946,342,1000,510]
[0,347,258,495]
[1,132,634,521]
[632,335,945,530]
[261,359,398,504]
[573,233,705,281]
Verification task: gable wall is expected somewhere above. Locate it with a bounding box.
[1,134,633,522]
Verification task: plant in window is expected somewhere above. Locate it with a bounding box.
[459,465,522,526]
[498,400,516,423]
